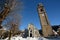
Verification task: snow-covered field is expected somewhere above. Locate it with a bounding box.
[5,37,39,40]
[5,37,60,40]
[0,36,60,40]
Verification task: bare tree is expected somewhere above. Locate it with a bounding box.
[2,0,22,30]
[1,0,22,40]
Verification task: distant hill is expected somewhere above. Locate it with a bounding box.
[52,25,60,31]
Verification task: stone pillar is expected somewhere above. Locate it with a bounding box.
[29,30,30,37]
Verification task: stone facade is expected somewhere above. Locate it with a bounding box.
[37,3,53,37]
[28,24,40,37]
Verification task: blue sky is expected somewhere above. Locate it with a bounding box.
[0,0,60,30]
[20,0,60,30]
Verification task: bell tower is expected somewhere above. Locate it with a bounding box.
[37,3,53,37]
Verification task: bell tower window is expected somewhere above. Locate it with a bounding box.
[41,9,44,12]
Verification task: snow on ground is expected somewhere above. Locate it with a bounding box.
[4,37,60,40]
[0,36,60,40]
[5,37,39,40]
